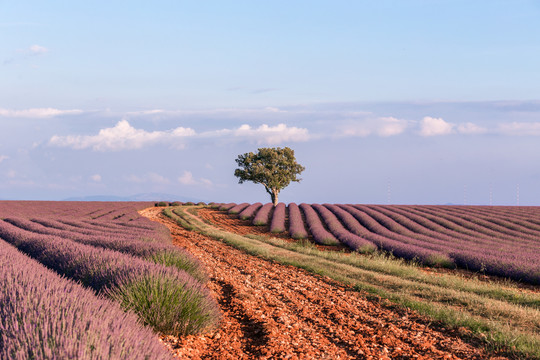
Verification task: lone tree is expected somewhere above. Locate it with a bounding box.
[234,147,305,206]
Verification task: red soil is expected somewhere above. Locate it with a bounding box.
[140,207,508,360]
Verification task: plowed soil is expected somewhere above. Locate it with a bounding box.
[140,207,508,360]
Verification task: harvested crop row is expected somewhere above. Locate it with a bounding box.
[0,239,172,360]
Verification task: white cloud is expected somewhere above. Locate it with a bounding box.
[0,108,83,118]
[7,170,16,178]
[497,122,540,136]
[125,109,165,116]
[200,178,213,186]
[457,122,488,135]
[263,107,287,113]
[49,119,196,151]
[376,117,409,136]
[205,123,310,145]
[419,116,455,136]
[0,155,8,163]
[90,174,102,182]
[178,171,197,185]
[126,172,170,184]
[341,125,372,137]
[340,117,408,137]
[177,171,213,187]
[29,45,48,55]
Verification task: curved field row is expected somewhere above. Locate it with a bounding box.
[0,239,172,360]
[0,201,220,358]
[224,203,540,284]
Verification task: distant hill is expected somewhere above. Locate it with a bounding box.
[63,193,204,203]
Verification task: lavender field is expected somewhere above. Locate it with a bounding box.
[220,203,540,284]
[0,201,219,359]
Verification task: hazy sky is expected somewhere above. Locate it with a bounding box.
[1,1,540,205]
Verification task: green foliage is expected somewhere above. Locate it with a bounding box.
[107,274,219,337]
[162,208,195,231]
[154,202,168,207]
[234,147,305,205]
[145,250,208,283]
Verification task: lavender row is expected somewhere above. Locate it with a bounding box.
[413,206,540,246]
[288,203,308,239]
[377,205,536,253]
[299,203,338,245]
[228,202,250,215]
[0,239,172,360]
[238,203,262,220]
[0,220,220,336]
[372,206,540,282]
[430,205,540,240]
[219,203,237,211]
[221,202,540,283]
[0,201,148,219]
[338,205,539,280]
[311,205,377,253]
[269,203,286,233]
[5,217,207,283]
[253,203,273,226]
[350,205,532,257]
[398,206,540,252]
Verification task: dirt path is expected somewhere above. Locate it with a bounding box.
[140,207,505,360]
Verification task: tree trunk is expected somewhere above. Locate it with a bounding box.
[270,189,279,206]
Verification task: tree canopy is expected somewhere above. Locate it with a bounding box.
[234,147,305,206]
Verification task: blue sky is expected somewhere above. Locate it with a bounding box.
[1,1,540,204]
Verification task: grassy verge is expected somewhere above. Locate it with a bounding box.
[166,206,540,359]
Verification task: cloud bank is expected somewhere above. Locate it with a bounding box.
[498,122,540,136]
[49,119,195,151]
[44,107,540,154]
[205,123,311,144]
[340,117,409,137]
[419,117,455,136]
[49,120,310,151]
[0,108,83,118]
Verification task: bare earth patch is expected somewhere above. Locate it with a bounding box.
[140,207,508,359]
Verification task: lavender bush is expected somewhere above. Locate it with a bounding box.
[299,203,338,245]
[288,203,308,239]
[269,203,286,233]
[219,203,237,211]
[312,204,376,253]
[238,203,263,220]
[0,239,172,360]
[5,217,208,283]
[252,203,273,226]
[0,220,220,336]
[228,203,250,215]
